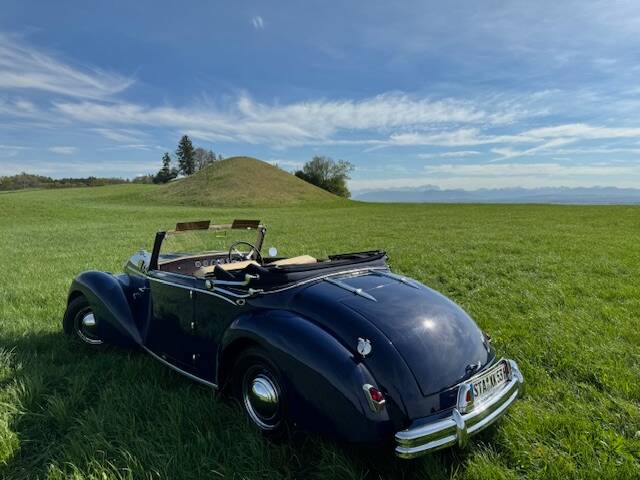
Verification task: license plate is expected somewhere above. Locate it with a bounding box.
[471,360,510,402]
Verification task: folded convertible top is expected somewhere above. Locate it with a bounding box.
[242,250,388,290]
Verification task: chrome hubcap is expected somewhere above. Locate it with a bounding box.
[82,313,96,328]
[76,310,103,345]
[243,372,281,430]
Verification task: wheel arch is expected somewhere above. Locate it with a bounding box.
[67,270,142,347]
[67,289,85,306]
[217,336,262,391]
[217,309,395,442]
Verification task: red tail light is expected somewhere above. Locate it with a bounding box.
[363,384,386,412]
[369,386,384,403]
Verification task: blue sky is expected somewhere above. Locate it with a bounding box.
[1,0,640,191]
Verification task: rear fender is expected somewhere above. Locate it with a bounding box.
[219,310,395,442]
[68,271,142,347]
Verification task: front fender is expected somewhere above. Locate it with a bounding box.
[68,271,142,347]
[219,310,395,443]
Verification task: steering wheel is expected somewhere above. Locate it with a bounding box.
[228,241,263,263]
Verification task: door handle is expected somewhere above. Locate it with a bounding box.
[132,287,149,300]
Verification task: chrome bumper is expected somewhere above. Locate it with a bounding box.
[395,359,524,459]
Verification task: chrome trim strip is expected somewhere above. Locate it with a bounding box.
[374,270,421,289]
[146,274,241,305]
[325,277,377,302]
[142,345,218,389]
[395,359,524,459]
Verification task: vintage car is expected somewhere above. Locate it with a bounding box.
[63,219,524,458]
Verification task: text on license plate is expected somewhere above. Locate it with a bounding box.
[471,361,509,400]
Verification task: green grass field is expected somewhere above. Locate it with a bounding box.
[0,185,639,479]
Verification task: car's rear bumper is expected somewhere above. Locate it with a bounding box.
[395,359,524,459]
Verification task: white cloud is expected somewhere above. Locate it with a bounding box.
[439,150,481,158]
[252,16,264,29]
[0,144,29,150]
[389,128,533,147]
[418,150,480,159]
[101,143,165,151]
[49,146,77,155]
[0,34,133,99]
[52,93,501,146]
[92,127,146,143]
[522,123,640,140]
[490,138,575,161]
[0,143,29,157]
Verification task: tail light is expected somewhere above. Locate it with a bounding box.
[363,384,386,412]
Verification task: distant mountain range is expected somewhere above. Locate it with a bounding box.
[353,186,640,204]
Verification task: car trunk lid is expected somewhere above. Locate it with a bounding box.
[332,273,492,396]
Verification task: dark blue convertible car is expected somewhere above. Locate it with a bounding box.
[63,219,524,458]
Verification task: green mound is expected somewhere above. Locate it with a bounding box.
[148,156,342,207]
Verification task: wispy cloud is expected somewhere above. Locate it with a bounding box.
[92,127,146,143]
[0,34,133,99]
[252,16,264,29]
[418,150,481,159]
[0,143,29,157]
[388,128,532,147]
[51,93,533,147]
[49,146,77,155]
[523,123,640,140]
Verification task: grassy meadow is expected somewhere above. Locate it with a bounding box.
[0,184,638,479]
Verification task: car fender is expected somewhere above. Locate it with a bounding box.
[219,309,395,442]
[68,271,143,347]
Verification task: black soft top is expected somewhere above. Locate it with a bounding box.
[219,250,388,290]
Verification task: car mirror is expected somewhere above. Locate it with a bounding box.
[268,247,278,257]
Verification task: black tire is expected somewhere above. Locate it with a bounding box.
[232,347,288,436]
[63,295,103,345]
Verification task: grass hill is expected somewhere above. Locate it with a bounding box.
[148,156,342,207]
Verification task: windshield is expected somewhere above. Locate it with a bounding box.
[159,220,265,257]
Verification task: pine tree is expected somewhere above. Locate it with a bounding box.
[176,135,196,176]
[153,152,178,184]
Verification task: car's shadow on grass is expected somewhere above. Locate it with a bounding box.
[0,331,493,480]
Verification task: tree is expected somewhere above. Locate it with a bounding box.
[294,156,354,198]
[153,152,178,184]
[194,147,217,171]
[176,135,196,176]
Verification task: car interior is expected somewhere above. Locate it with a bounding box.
[155,219,318,277]
[153,220,388,287]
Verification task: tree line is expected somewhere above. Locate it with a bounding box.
[0,173,132,191]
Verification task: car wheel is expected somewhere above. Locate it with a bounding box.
[232,347,287,435]
[63,295,103,346]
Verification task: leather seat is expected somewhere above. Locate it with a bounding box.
[270,255,317,266]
